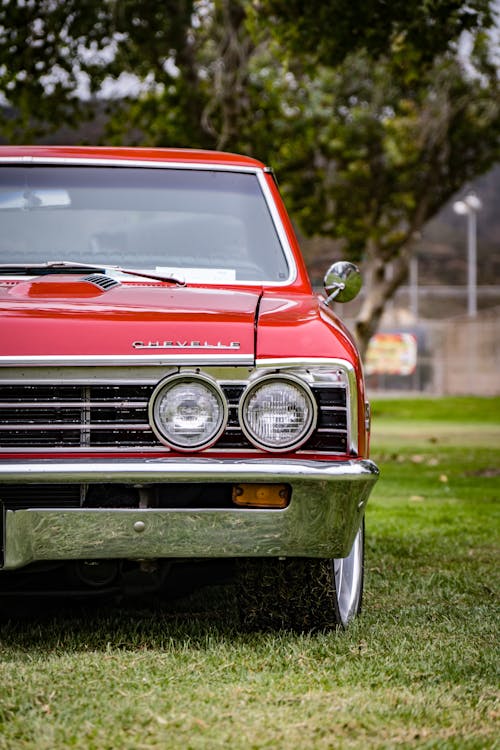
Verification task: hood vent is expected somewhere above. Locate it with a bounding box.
[82,274,120,291]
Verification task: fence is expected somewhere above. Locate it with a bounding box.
[429,308,500,395]
[363,307,500,396]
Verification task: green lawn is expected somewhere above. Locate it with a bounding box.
[0,397,499,749]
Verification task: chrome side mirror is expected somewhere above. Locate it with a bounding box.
[323,261,362,305]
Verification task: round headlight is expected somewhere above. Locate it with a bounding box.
[149,373,227,451]
[239,374,317,452]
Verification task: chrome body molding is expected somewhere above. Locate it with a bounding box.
[0,354,255,367]
[0,364,251,383]
[0,458,379,569]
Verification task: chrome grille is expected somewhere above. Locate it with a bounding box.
[0,381,348,454]
[0,384,155,448]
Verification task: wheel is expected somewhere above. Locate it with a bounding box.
[333,519,364,626]
[236,520,364,632]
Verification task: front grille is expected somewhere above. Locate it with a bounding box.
[0,482,237,511]
[0,484,82,510]
[0,384,157,448]
[0,381,349,454]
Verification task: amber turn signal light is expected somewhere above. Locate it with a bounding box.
[232,483,290,508]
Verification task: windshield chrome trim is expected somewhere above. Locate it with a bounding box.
[0,155,262,172]
[0,157,297,287]
[256,170,296,285]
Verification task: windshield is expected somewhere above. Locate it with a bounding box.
[0,165,291,284]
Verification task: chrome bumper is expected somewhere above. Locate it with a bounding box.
[0,458,379,570]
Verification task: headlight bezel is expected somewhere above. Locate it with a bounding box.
[148,372,228,451]
[238,372,318,453]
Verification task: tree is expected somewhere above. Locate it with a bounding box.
[263,49,500,353]
[253,0,493,66]
[250,0,500,353]
[0,0,197,142]
[0,1,498,354]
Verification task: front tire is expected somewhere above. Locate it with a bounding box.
[236,520,365,632]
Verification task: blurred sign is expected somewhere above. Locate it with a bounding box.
[365,333,417,376]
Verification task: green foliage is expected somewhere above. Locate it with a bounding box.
[263,52,500,265]
[255,0,493,67]
[0,0,196,141]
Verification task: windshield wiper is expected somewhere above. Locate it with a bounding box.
[0,261,186,286]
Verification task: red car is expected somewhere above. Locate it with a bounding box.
[0,146,378,629]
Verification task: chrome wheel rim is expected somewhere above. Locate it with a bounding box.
[333,524,364,626]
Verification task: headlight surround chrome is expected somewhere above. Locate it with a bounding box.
[239,373,317,452]
[149,373,228,451]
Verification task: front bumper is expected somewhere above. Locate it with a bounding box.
[0,458,379,570]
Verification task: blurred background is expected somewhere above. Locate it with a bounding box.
[1,0,498,396]
[305,167,500,396]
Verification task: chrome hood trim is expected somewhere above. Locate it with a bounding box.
[0,353,254,367]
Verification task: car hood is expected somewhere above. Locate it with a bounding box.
[0,275,260,362]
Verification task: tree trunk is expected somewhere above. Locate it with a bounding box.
[354,244,412,359]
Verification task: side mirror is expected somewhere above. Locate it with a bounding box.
[323,261,362,305]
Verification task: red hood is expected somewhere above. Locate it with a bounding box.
[0,276,259,360]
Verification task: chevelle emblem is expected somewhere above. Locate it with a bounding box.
[132,340,241,350]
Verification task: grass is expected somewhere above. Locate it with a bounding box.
[0,396,499,749]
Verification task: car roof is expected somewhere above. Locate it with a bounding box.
[0,145,267,170]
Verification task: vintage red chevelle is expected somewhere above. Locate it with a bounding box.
[0,146,378,629]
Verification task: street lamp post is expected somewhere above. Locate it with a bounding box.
[409,255,418,319]
[453,192,482,317]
